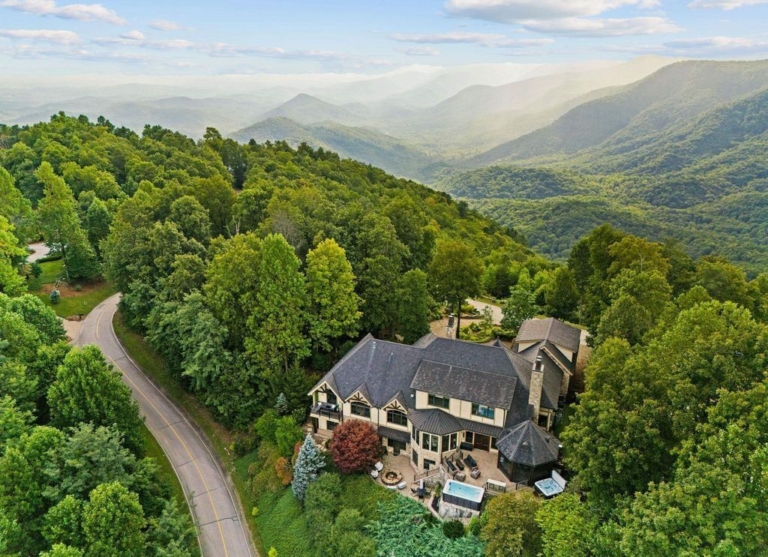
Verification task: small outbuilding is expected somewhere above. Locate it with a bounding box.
[495,420,561,486]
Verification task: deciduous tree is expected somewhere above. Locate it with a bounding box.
[330,420,380,474]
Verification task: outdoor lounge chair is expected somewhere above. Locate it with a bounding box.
[470,468,481,480]
[374,461,384,472]
[445,459,457,475]
[370,469,379,479]
[454,458,465,471]
[464,455,478,469]
[397,481,407,490]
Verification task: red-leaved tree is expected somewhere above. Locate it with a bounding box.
[330,419,381,474]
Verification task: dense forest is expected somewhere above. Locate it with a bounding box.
[0,293,197,556]
[2,112,768,556]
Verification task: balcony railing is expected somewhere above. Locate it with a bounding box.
[311,403,340,421]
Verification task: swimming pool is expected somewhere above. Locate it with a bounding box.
[442,480,485,511]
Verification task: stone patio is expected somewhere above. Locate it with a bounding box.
[375,449,532,502]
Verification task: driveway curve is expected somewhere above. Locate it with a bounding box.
[77,294,255,557]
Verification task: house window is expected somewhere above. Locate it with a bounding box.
[351,402,371,418]
[387,410,408,426]
[327,421,338,431]
[471,403,495,420]
[421,432,439,452]
[412,449,419,466]
[465,432,474,444]
[442,432,458,453]
[412,426,419,441]
[326,392,337,405]
[424,459,436,471]
[428,394,450,409]
[491,437,497,450]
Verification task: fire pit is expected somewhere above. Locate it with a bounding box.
[380,469,403,486]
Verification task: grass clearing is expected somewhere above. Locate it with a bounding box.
[28,259,116,318]
[113,312,265,555]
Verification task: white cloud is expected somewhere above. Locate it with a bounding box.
[1,0,125,24]
[688,0,768,9]
[148,19,189,31]
[389,31,553,48]
[664,35,768,51]
[444,0,659,22]
[120,30,144,40]
[95,36,195,50]
[395,46,441,56]
[0,28,80,44]
[522,16,682,36]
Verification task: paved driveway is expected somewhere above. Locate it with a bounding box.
[77,294,255,557]
[467,299,503,325]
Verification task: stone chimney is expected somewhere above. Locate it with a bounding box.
[528,354,544,420]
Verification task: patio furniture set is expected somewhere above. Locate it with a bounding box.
[443,450,481,481]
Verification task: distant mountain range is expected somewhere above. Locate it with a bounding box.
[432,59,768,271]
[230,117,443,181]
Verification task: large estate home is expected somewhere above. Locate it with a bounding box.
[309,317,581,485]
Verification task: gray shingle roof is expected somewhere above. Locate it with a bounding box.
[408,409,462,435]
[496,421,561,467]
[421,337,521,376]
[411,360,518,409]
[516,318,581,353]
[312,334,423,408]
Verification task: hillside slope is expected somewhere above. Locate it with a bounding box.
[230,117,442,181]
[471,59,768,166]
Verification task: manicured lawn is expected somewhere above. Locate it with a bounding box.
[33,282,116,318]
[28,259,116,318]
[113,312,265,555]
[28,259,64,289]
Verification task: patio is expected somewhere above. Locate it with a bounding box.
[376,449,532,498]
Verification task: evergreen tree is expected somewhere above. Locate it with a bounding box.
[274,393,288,415]
[292,434,326,501]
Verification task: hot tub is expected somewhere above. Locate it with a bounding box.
[442,479,485,511]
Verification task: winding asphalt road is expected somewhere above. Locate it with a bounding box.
[76,294,255,557]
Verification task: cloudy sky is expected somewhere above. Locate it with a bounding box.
[2,0,768,76]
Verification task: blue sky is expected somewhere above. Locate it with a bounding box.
[2,0,768,76]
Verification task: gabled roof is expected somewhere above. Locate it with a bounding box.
[496,421,561,467]
[411,360,518,409]
[408,408,462,435]
[310,334,422,409]
[516,318,581,354]
[420,337,522,376]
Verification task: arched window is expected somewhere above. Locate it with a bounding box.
[386,409,407,426]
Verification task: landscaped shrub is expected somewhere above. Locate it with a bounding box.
[368,496,484,556]
[330,419,381,474]
[443,519,466,539]
[50,289,60,305]
[30,262,42,279]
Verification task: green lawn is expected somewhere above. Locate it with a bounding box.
[113,312,265,555]
[28,259,116,318]
[29,259,64,289]
[33,282,117,318]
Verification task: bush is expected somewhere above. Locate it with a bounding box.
[30,262,43,279]
[330,419,381,474]
[50,289,61,305]
[443,520,465,539]
[305,473,342,515]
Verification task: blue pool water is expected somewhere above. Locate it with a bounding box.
[443,480,484,503]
